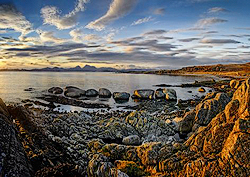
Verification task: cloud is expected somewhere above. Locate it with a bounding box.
[84,34,101,41]
[179,38,200,42]
[236,27,250,31]
[154,8,165,15]
[131,16,153,26]
[69,28,84,42]
[200,38,240,44]
[196,17,227,27]
[208,7,228,13]
[0,4,33,40]
[85,0,137,31]
[37,30,66,43]
[143,30,168,36]
[41,0,89,30]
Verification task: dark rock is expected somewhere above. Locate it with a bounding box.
[99,88,112,98]
[133,89,154,99]
[113,92,130,100]
[86,89,98,97]
[64,86,85,98]
[48,87,63,94]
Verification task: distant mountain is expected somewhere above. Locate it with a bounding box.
[25,65,150,72]
[0,65,151,73]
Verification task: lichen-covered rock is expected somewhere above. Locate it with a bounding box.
[158,78,250,177]
[136,142,162,166]
[125,111,175,144]
[177,92,231,134]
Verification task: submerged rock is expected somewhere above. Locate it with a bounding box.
[64,86,86,98]
[99,88,112,98]
[133,89,154,99]
[48,87,63,94]
[86,89,98,97]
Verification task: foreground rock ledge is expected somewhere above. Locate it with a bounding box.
[0,78,249,177]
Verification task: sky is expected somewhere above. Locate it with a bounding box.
[0,0,250,69]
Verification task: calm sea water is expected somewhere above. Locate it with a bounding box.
[0,72,217,110]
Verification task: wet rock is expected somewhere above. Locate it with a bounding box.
[99,88,112,98]
[164,89,177,100]
[133,89,154,99]
[64,86,86,98]
[48,87,63,94]
[86,89,98,97]
[113,92,130,100]
[198,87,206,92]
[122,135,141,145]
[155,88,165,98]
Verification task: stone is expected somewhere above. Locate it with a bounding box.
[230,79,240,89]
[133,89,154,99]
[122,135,141,145]
[86,89,98,97]
[48,87,63,94]
[99,88,112,98]
[113,92,130,100]
[164,89,177,100]
[155,88,165,98]
[64,86,86,98]
[198,87,206,92]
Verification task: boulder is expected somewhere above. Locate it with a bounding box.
[155,88,165,98]
[48,87,63,94]
[64,86,86,98]
[122,135,141,145]
[164,89,177,100]
[133,89,154,99]
[99,88,112,98]
[113,92,130,100]
[198,87,206,92]
[86,89,98,97]
[155,88,177,100]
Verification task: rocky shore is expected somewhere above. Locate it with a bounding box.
[0,78,249,176]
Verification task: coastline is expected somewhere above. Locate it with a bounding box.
[1,76,249,176]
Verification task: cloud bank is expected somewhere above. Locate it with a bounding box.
[0,4,33,40]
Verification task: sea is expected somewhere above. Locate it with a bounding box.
[0,72,218,111]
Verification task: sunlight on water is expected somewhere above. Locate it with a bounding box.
[0,72,216,106]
